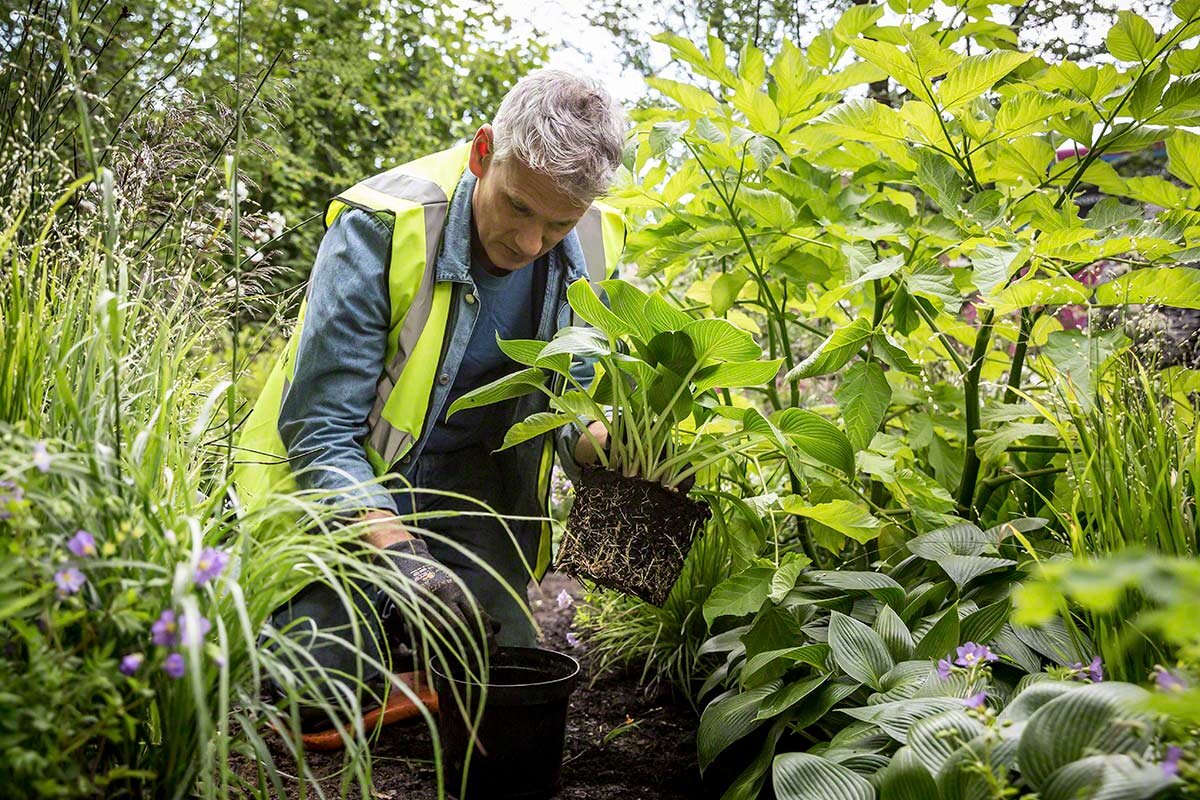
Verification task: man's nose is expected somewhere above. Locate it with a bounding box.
[515,224,542,258]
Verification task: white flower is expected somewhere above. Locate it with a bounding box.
[555,589,574,610]
[243,245,263,264]
[31,441,51,473]
[266,211,286,238]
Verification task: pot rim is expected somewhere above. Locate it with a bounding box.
[430,646,580,691]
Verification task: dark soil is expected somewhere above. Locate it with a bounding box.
[561,466,710,606]
[267,573,702,799]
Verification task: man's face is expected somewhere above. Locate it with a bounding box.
[470,127,593,271]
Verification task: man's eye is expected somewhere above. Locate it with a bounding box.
[509,198,530,214]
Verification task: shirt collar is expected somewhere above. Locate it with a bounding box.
[435,168,590,285]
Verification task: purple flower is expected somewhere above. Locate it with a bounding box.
[152,609,179,647]
[163,652,185,679]
[962,691,988,710]
[1155,667,1187,693]
[179,614,211,647]
[67,529,97,558]
[213,654,227,668]
[1162,745,1183,778]
[954,642,997,668]
[1087,655,1104,683]
[54,568,85,596]
[119,653,144,675]
[555,589,574,610]
[193,547,229,585]
[32,441,51,473]
[565,631,581,649]
[936,658,954,680]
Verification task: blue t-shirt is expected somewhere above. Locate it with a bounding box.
[422,255,545,454]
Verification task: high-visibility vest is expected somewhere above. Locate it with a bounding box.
[233,142,623,576]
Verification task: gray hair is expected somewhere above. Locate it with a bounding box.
[491,69,626,203]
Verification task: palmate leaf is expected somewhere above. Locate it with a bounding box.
[785,318,874,380]
[497,412,572,451]
[828,610,895,691]
[937,51,1031,109]
[445,367,545,419]
[772,753,875,800]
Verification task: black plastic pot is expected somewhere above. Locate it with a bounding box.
[430,647,580,800]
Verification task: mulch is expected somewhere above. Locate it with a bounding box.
[264,572,703,799]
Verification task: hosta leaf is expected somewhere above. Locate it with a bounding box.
[937,730,1020,800]
[907,710,986,776]
[704,567,774,626]
[876,747,939,800]
[712,271,749,315]
[829,611,895,691]
[785,318,874,380]
[497,412,572,450]
[1039,754,1175,800]
[685,317,763,362]
[998,680,1078,723]
[758,674,830,720]
[836,362,891,451]
[539,326,611,361]
[873,604,915,661]
[907,523,990,559]
[913,604,960,662]
[694,359,783,393]
[937,51,1030,108]
[936,555,1016,589]
[959,598,1012,646]
[599,279,651,337]
[446,367,545,418]
[644,292,695,335]
[845,698,961,742]
[808,570,906,610]
[783,500,883,545]
[698,680,784,770]
[744,646,832,691]
[772,753,876,800]
[773,408,857,476]
[567,278,634,338]
[1017,682,1155,789]
[1011,618,1091,666]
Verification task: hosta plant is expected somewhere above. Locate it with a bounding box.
[695,517,1100,798]
[447,277,825,604]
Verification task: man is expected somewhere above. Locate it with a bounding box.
[234,70,626,720]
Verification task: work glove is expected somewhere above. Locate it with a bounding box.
[378,538,499,658]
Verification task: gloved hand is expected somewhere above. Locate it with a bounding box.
[379,537,499,657]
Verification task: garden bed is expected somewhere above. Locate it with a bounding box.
[277,572,702,799]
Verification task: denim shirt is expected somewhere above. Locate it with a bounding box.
[278,169,594,514]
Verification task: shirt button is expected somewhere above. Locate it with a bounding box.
[438,373,450,385]
[465,293,477,305]
[402,455,411,463]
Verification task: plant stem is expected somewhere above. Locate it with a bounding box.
[955,307,995,517]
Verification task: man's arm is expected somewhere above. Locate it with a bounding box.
[278,208,406,530]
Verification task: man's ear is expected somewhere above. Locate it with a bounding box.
[469,125,494,178]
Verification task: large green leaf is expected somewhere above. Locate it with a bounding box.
[1094,266,1200,309]
[539,326,611,361]
[913,604,960,661]
[907,710,986,776]
[566,278,635,338]
[876,747,940,800]
[969,244,1024,298]
[808,570,906,609]
[600,279,651,338]
[828,611,895,691]
[785,318,874,380]
[998,681,1078,723]
[757,674,830,720]
[497,412,572,450]
[644,292,695,335]
[772,752,876,800]
[743,646,831,691]
[698,680,784,770]
[836,361,891,451]
[445,367,545,419]
[843,698,961,743]
[937,555,1017,589]
[937,51,1030,108]
[773,409,857,476]
[685,317,764,362]
[694,359,783,393]
[1017,682,1155,789]
[704,567,774,626]
[907,523,990,559]
[782,499,882,545]
[959,598,1012,646]
[873,604,915,662]
[1038,754,1175,800]
[1107,10,1158,62]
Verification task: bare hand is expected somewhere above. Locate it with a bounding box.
[360,508,414,549]
[574,420,610,465]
